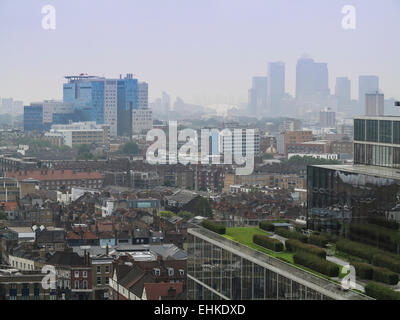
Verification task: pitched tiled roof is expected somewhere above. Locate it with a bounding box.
[5,169,102,181]
[1,202,18,211]
[82,231,97,240]
[46,251,85,267]
[66,231,80,240]
[144,282,184,300]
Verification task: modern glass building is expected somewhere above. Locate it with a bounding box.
[354,116,400,168]
[308,115,400,233]
[23,104,44,132]
[187,226,370,300]
[63,74,139,137]
[117,74,138,137]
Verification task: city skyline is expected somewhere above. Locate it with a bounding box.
[0,0,399,106]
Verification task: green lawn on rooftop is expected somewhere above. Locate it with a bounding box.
[223,227,294,263]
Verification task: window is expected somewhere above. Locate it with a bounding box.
[82,280,88,289]
[168,268,174,276]
[82,271,88,278]
[97,277,102,285]
[105,266,110,274]
[74,280,79,289]
[153,268,160,276]
[97,266,101,274]
[74,271,79,278]
[179,269,185,276]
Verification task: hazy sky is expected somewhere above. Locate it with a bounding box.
[0,0,399,105]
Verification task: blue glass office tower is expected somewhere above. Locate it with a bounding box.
[24,104,44,132]
[63,75,105,123]
[63,74,138,137]
[117,74,138,137]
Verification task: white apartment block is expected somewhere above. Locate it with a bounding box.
[138,82,149,109]
[220,128,260,157]
[42,100,73,124]
[132,109,153,134]
[45,121,110,147]
[104,80,118,137]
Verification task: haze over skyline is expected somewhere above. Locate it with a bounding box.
[1,0,399,106]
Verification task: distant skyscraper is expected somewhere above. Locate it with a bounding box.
[365,92,384,116]
[268,62,285,111]
[358,75,379,109]
[319,107,336,128]
[162,92,171,114]
[24,103,44,132]
[296,57,329,101]
[248,76,267,116]
[335,77,351,110]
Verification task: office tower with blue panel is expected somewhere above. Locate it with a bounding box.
[63,74,138,137]
[117,74,138,137]
[24,104,44,132]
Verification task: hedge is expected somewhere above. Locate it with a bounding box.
[285,239,326,259]
[320,232,340,244]
[349,223,400,253]
[365,281,400,300]
[275,228,308,243]
[352,262,374,280]
[259,221,275,232]
[308,234,329,248]
[201,220,226,235]
[253,234,283,252]
[336,239,381,262]
[293,252,339,277]
[372,266,399,285]
[372,254,400,274]
[367,217,399,230]
[336,239,400,263]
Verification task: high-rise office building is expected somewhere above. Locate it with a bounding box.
[138,82,149,109]
[365,92,384,116]
[319,107,336,128]
[42,100,73,125]
[296,57,329,101]
[335,77,351,111]
[358,75,379,110]
[268,62,285,112]
[307,112,400,234]
[248,76,267,116]
[117,74,138,137]
[63,74,139,137]
[24,103,44,132]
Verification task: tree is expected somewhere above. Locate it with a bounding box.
[177,211,193,220]
[121,142,139,155]
[262,153,274,160]
[0,211,7,220]
[195,197,213,217]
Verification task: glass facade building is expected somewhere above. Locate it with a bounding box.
[354,116,400,168]
[308,115,400,233]
[117,76,138,136]
[23,104,44,132]
[187,227,370,300]
[63,74,139,137]
[307,164,400,233]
